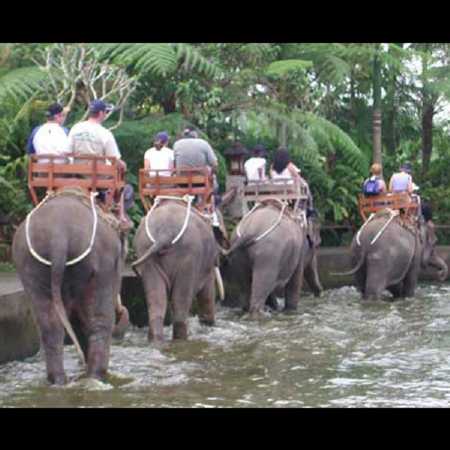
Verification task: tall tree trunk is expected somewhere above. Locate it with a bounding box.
[350,68,357,129]
[372,51,382,166]
[162,92,177,114]
[421,102,434,175]
[279,122,288,147]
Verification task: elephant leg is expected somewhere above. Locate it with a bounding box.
[85,277,114,381]
[142,265,168,343]
[364,257,385,301]
[387,283,404,299]
[249,264,279,319]
[197,271,216,327]
[170,280,195,340]
[285,261,305,311]
[304,254,323,297]
[30,293,66,385]
[403,266,418,298]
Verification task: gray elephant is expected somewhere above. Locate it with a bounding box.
[337,210,448,300]
[12,193,128,385]
[132,198,222,342]
[225,201,307,317]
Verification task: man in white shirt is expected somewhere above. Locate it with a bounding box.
[244,144,267,183]
[68,100,122,161]
[29,103,70,163]
[68,99,133,227]
[144,131,174,176]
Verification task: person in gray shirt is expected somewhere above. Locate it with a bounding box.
[173,128,218,171]
[173,128,223,231]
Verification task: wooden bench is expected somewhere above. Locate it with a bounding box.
[358,192,419,221]
[243,179,308,211]
[28,154,125,208]
[139,167,214,212]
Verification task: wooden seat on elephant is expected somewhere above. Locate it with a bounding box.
[28,154,125,209]
[243,179,308,212]
[358,192,419,221]
[139,167,214,212]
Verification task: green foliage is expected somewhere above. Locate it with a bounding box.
[0,67,47,103]
[95,43,219,78]
[265,59,313,77]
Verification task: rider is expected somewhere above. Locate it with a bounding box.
[244,144,267,183]
[26,102,70,163]
[68,99,134,227]
[144,131,174,177]
[270,147,301,184]
[389,162,414,193]
[173,128,221,225]
[362,163,387,196]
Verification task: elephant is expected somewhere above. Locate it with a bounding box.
[264,212,323,310]
[12,192,129,385]
[224,200,307,317]
[132,198,222,342]
[336,210,448,300]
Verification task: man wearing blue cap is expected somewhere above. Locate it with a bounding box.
[144,131,174,176]
[68,99,121,160]
[26,102,70,163]
[68,99,134,227]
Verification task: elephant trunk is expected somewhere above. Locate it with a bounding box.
[429,253,448,281]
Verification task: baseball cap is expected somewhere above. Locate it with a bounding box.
[89,99,114,114]
[155,131,169,143]
[46,103,64,117]
[400,162,412,174]
[183,127,198,138]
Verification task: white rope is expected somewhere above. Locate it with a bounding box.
[26,192,99,266]
[356,213,375,246]
[370,210,399,246]
[145,195,193,245]
[236,203,261,238]
[255,203,287,242]
[237,198,287,243]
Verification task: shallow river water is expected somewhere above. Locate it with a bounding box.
[2,284,450,408]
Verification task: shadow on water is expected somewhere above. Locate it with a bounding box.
[2,283,450,407]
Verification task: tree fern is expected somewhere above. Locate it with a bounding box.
[0,66,47,103]
[94,43,219,78]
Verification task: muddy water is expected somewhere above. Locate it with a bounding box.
[1,284,450,408]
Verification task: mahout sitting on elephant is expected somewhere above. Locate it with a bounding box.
[12,189,129,385]
[335,208,448,300]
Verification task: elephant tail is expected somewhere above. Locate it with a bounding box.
[131,240,167,271]
[50,249,86,366]
[222,234,256,257]
[330,249,366,276]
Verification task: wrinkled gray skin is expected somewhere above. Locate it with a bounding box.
[133,201,219,342]
[346,216,448,300]
[12,195,126,385]
[265,216,322,309]
[226,204,307,318]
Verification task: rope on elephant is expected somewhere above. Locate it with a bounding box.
[356,213,375,246]
[370,209,399,246]
[145,194,194,245]
[25,191,99,266]
[237,198,287,242]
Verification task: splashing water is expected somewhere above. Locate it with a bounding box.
[1,283,450,407]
